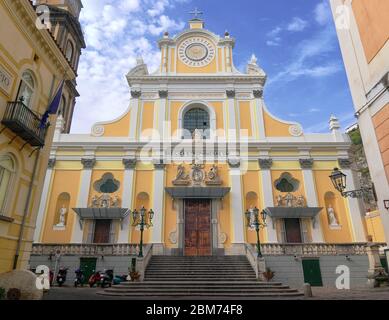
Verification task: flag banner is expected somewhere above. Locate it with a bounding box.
[39,80,64,129]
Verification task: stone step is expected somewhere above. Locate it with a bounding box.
[98,291,304,297]
[104,288,299,293]
[120,281,285,286]
[115,285,290,290]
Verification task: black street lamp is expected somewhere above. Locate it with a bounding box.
[329,167,377,200]
[245,207,267,258]
[131,207,154,257]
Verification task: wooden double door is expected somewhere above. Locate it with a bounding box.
[184,199,211,256]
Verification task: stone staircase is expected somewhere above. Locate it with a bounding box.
[99,256,303,298]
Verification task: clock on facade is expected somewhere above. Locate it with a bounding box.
[178,37,215,67]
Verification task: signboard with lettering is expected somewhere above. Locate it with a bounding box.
[0,64,14,96]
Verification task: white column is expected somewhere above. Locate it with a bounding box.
[117,159,136,243]
[33,159,55,242]
[71,158,95,243]
[151,162,165,247]
[229,161,245,245]
[259,159,278,243]
[129,90,141,139]
[158,90,168,140]
[254,90,265,140]
[339,159,366,242]
[226,90,237,140]
[300,159,324,243]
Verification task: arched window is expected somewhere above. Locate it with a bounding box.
[65,41,74,63]
[0,155,16,215]
[183,108,210,138]
[17,70,35,108]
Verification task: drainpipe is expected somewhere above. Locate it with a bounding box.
[13,149,40,270]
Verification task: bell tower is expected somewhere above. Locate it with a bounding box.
[35,0,86,133]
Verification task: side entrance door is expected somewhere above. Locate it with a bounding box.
[302,259,323,286]
[80,258,97,284]
[184,199,211,256]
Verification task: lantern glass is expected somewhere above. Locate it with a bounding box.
[149,209,154,221]
[261,210,267,223]
[140,207,146,217]
[245,210,251,226]
[330,168,347,193]
[132,210,138,224]
[253,207,259,220]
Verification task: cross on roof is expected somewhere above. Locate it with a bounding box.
[189,8,203,19]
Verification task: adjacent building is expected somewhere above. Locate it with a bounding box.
[0,0,84,273]
[330,0,389,243]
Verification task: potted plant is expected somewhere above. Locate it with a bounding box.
[129,271,141,282]
[0,287,5,300]
[263,268,275,282]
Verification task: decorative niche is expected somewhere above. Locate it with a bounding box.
[274,172,300,193]
[93,173,120,194]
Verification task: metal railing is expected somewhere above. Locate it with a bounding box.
[1,101,47,147]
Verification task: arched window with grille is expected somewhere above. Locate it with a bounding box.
[0,155,16,216]
[17,70,35,108]
[183,108,210,139]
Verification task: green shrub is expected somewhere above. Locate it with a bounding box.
[0,287,6,300]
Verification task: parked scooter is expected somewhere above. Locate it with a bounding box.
[100,269,114,288]
[88,271,102,288]
[56,267,68,287]
[74,268,85,287]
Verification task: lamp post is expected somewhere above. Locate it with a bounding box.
[131,207,154,257]
[245,207,267,258]
[329,167,377,200]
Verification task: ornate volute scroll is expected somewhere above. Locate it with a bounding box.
[172,164,191,186]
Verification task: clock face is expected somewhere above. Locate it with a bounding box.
[178,37,215,67]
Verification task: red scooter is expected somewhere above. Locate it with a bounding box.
[88,271,102,287]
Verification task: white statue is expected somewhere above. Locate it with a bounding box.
[192,129,203,141]
[285,193,294,207]
[276,194,283,207]
[327,205,339,226]
[296,195,305,207]
[112,195,120,208]
[56,205,67,227]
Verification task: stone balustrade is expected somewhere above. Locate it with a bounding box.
[31,243,141,256]
[253,243,386,256]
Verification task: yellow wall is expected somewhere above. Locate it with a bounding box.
[102,111,131,137]
[314,170,353,243]
[263,110,293,137]
[41,170,81,243]
[352,0,389,62]
[141,101,155,138]
[365,211,386,243]
[239,101,252,137]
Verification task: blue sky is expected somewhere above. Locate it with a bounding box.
[71,0,356,134]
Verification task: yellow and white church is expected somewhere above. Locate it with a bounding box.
[30,17,381,284]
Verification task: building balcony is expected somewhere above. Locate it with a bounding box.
[1,101,47,147]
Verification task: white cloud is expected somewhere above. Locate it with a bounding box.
[314,1,332,26]
[287,17,308,32]
[70,0,187,133]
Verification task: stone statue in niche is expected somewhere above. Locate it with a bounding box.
[56,205,67,227]
[192,129,203,141]
[327,205,339,226]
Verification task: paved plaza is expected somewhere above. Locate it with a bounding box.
[42,286,389,300]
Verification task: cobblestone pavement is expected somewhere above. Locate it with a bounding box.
[42,286,389,300]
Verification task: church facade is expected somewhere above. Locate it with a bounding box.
[33,18,375,263]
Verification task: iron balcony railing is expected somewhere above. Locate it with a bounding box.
[1,101,47,147]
